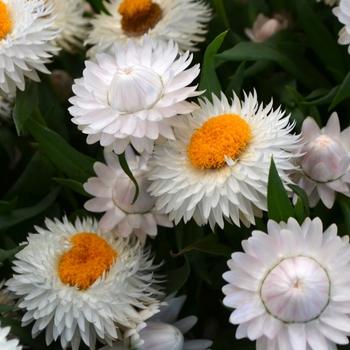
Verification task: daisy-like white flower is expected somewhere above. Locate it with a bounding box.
[292,113,350,208]
[84,146,173,244]
[85,0,211,59]
[222,217,350,350]
[47,0,90,53]
[0,0,59,96]
[245,13,288,42]
[6,216,163,350]
[102,294,212,350]
[69,35,201,155]
[333,0,350,52]
[0,326,22,350]
[147,91,301,230]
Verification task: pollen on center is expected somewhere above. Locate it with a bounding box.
[118,0,162,36]
[188,114,251,170]
[58,232,117,290]
[0,1,12,40]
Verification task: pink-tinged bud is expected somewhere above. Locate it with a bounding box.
[245,13,288,42]
[293,112,350,208]
[136,322,184,350]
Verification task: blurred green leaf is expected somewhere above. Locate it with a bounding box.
[338,194,350,235]
[53,178,91,197]
[0,187,60,231]
[180,233,232,258]
[226,61,246,97]
[329,71,350,110]
[217,42,320,89]
[118,152,139,204]
[165,261,190,295]
[302,86,340,106]
[0,244,27,264]
[185,250,212,284]
[212,0,230,29]
[289,183,310,223]
[295,0,345,78]
[199,31,228,100]
[0,197,17,214]
[294,197,305,225]
[267,158,294,223]
[0,304,17,313]
[13,80,37,135]
[25,118,95,183]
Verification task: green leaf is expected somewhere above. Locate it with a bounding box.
[302,86,340,106]
[295,0,345,78]
[180,233,232,258]
[165,261,190,295]
[217,42,320,90]
[226,61,246,97]
[338,194,350,235]
[212,0,230,29]
[13,80,38,135]
[0,317,47,350]
[118,152,139,204]
[53,178,91,197]
[199,31,228,100]
[25,118,95,183]
[329,71,350,110]
[0,187,60,231]
[0,244,27,264]
[0,304,17,313]
[289,183,310,223]
[267,158,294,223]
[0,197,17,214]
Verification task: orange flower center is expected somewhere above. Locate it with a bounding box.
[188,114,251,170]
[0,1,12,40]
[118,0,162,36]
[58,232,117,290]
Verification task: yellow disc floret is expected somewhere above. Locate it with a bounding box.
[58,232,117,290]
[118,0,162,36]
[188,114,251,170]
[0,1,12,40]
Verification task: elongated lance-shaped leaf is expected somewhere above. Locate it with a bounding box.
[118,151,139,204]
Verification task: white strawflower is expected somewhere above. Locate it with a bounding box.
[0,0,59,96]
[0,326,21,350]
[47,0,90,53]
[222,217,350,350]
[245,13,288,42]
[333,0,350,51]
[104,294,212,350]
[84,146,173,244]
[69,35,201,155]
[6,216,163,350]
[293,112,350,208]
[86,0,211,59]
[147,91,301,230]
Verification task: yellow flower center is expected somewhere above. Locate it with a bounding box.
[118,0,162,36]
[188,114,251,170]
[58,232,117,290]
[0,1,12,40]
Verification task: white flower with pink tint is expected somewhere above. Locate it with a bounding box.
[84,146,173,243]
[245,13,288,42]
[293,112,350,208]
[222,217,350,350]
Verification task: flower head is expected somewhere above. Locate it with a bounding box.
[222,217,350,350]
[293,112,350,208]
[69,35,201,155]
[333,0,350,52]
[0,0,59,95]
[86,0,211,58]
[6,216,163,350]
[147,91,301,230]
[0,326,22,350]
[84,146,173,244]
[245,13,288,42]
[47,0,90,53]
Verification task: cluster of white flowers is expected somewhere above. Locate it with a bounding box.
[4,0,350,350]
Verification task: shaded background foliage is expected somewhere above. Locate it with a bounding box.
[1,0,350,348]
